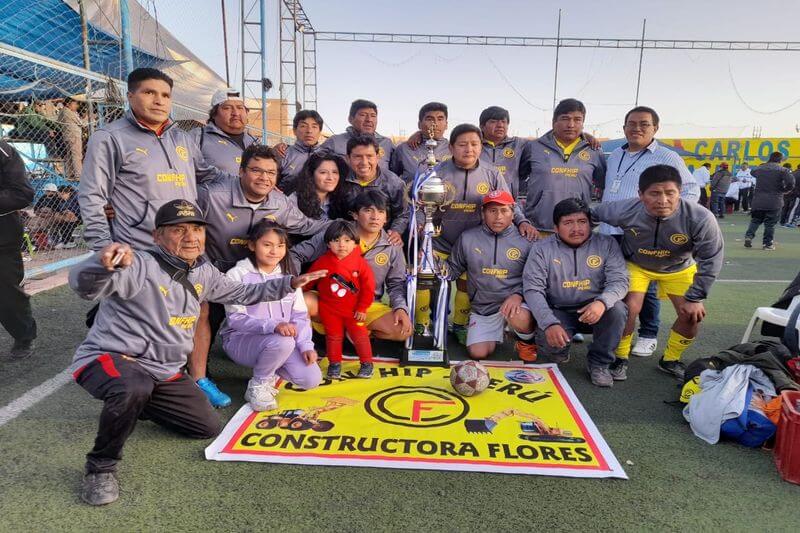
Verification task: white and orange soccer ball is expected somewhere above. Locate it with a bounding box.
[450,361,490,397]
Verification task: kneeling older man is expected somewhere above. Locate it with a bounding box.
[68,199,325,506]
[523,198,629,387]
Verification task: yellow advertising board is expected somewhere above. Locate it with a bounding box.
[206,358,627,478]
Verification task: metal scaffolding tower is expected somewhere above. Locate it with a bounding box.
[279,0,316,132]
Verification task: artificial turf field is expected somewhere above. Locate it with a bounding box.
[1,212,799,531]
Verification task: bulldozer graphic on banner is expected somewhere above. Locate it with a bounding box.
[255,397,358,433]
[464,409,586,444]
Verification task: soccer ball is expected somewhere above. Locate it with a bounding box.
[450,361,490,397]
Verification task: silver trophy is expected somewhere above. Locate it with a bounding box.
[404,128,450,366]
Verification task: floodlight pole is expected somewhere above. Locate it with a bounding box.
[221,0,230,85]
[634,19,646,105]
[260,0,268,143]
[78,0,95,133]
[552,8,561,109]
[119,0,134,76]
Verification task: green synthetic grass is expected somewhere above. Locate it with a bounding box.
[1,212,799,531]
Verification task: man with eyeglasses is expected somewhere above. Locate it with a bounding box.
[598,106,699,359]
[191,144,330,407]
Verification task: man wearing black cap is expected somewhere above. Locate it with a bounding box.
[68,199,326,506]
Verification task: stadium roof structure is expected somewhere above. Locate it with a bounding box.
[0,0,227,117]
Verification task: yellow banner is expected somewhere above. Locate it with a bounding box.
[657,138,800,172]
[206,359,627,478]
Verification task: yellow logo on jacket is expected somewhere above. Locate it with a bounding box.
[169,316,197,329]
[378,147,386,159]
[135,147,148,156]
[226,212,238,222]
[578,149,590,161]
[670,233,689,245]
[506,247,522,261]
[374,252,389,266]
[158,285,168,297]
[476,182,490,195]
[175,145,189,162]
[194,283,203,296]
[503,147,515,159]
[586,255,602,268]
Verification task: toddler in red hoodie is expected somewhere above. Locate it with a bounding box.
[308,221,376,378]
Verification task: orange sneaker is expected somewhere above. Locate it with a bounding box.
[516,340,538,363]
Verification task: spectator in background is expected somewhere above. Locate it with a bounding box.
[58,97,86,181]
[780,164,800,227]
[693,162,711,207]
[192,88,258,175]
[0,141,36,359]
[736,162,753,212]
[745,152,795,250]
[709,162,732,218]
[57,185,81,248]
[288,151,350,222]
[29,183,78,250]
[13,101,61,160]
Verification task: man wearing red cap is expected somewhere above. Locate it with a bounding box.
[447,190,537,361]
[709,162,732,218]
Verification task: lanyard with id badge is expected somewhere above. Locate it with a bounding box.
[609,150,647,194]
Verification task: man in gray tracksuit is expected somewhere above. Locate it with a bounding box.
[70,199,325,506]
[592,164,724,380]
[290,189,412,341]
[320,99,394,169]
[479,106,531,199]
[524,198,629,387]
[277,110,325,193]
[79,68,233,251]
[524,99,607,232]
[447,190,537,361]
[390,102,452,183]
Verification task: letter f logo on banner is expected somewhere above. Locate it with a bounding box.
[411,400,456,422]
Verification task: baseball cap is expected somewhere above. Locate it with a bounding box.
[154,199,207,227]
[211,88,245,109]
[482,190,515,206]
[43,183,58,192]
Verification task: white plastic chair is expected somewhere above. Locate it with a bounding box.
[740,294,800,343]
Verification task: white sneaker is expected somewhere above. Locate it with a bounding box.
[54,243,65,250]
[631,337,657,357]
[245,378,278,411]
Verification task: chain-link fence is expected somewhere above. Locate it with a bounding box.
[0,0,238,277]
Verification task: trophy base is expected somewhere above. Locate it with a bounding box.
[402,334,449,367]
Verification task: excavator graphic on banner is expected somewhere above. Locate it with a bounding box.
[255,397,358,433]
[464,409,586,444]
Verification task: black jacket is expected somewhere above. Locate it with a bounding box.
[751,163,795,211]
[0,141,34,249]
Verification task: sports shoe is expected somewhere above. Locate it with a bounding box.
[451,325,468,346]
[63,241,78,249]
[244,378,278,411]
[609,358,628,381]
[572,333,585,343]
[658,358,686,380]
[589,367,613,388]
[549,351,570,364]
[515,340,538,363]
[81,472,119,506]
[327,363,342,379]
[196,377,232,408]
[744,238,752,248]
[9,339,35,360]
[763,244,776,251]
[357,362,374,378]
[631,337,657,357]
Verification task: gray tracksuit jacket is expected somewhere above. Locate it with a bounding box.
[751,162,796,211]
[290,229,409,312]
[190,121,258,175]
[79,111,233,251]
[447,224,533,316]
[524,131,607,231]
[592,197,724,302]
[341,168,409,234]
[390,138,452,183]
[710,169,732,194]
[480,136,531,199]
[320,127,395,169]
[422,159,529,255]
[523,234,629,330]
[198,179,330,272]
[278,141,320,191]
[69,247,295,380]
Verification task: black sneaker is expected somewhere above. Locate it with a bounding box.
[81,472,119,506]
[9,339,35,360]
[327,363,341,379]
[357,362,374,378]
[763,244,776,251]
[658,358,686,380]
[744,238,752,248]
[609,358,628,381]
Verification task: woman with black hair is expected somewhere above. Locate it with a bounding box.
[287,151,351,221]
